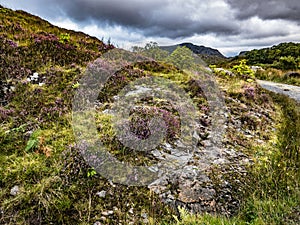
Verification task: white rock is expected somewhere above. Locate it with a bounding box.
[108,179,116,187]
[101,210,114,216]
[10,185,19,196]
[96,190,107,198]
[128,208,134,214]
[29,72,39,81]
[141,212,148,219]
[32,72,39,78]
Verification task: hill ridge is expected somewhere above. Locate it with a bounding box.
[161,42,225,58]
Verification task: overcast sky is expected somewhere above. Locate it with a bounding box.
[1,0,300,56]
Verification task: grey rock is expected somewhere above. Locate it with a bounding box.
[10,185,19,196]
[96,190,107,198]
[141,212,148,219]
[128,208,134,214]
[101,210,114,216]
[93,222,102,225]
[250,66,263,72]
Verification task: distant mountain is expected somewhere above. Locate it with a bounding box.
[161,42,226,58]
[238,51,248,57]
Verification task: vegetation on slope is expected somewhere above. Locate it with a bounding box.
[244,42,300,69]
[0,6,174,224]
[215,43,300,86]
[0,5,299,225]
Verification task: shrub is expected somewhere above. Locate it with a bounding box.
[277,56,297,70]
[230,59,255,79]
[59,33,71,44]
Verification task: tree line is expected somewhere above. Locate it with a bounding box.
[244,42,300,70]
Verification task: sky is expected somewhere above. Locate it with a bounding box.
[1,0,300,56]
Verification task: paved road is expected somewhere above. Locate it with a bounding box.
[257,80,300,103]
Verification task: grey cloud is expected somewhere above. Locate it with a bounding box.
[58,0,240,38]
[0,0,241,38]
[58,0,162,27]
[245,30,291,39]
[142,16,240,38]
[226,0,300,22]
[1,0,299,54]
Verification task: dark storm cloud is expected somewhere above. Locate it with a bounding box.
[2,0,299,56]
[55,0,240,38]
[142,20,239,38]
[56,0,161,27]
[226,0,300,22]
[0,0,240,38]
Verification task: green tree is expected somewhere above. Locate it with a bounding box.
[296,56,300,69]
[278,56,297,70]
[245,42,300,66]
[132,42,169,61]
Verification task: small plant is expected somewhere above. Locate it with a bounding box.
[4,123,27,134]
[25,130,41,152]
[59,33,71,44]
[128,106,180,142]
[231,59,255,79]
[72,82,80,89]
[243,85,256,98]
[87,168,97,177]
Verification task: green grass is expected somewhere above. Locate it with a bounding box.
[255,68,300,86]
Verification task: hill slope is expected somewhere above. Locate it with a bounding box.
[161,42,227,64]
[0,5,299,225]
[242,42,300,67]
[161,42,225,58]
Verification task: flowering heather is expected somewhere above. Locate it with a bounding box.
[243,85,256,98]
[33,33,59,43]
[0,107,15,121]
[6,39,18,48]
[129,106,180,142]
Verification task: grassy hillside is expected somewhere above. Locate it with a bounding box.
[0,6,299,225]
[244,42,300,68]
[233,43,300,86]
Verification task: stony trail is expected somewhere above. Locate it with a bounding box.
[257,80,300,103]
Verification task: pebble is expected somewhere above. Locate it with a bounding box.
[10,185,19,196]
[128,208,134,214]
[101,210,114,216]
[141,212,148,219]
[96,190,107,198]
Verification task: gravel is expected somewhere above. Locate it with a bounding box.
[257,80,300,103]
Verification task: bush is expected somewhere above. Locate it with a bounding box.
[230,59,255,79]
[276,56,297,70]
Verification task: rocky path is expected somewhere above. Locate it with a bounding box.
[257,80,300,103]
